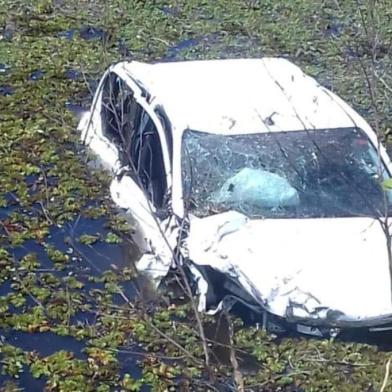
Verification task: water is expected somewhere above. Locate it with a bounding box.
[57,27,105,42]
[339,328,392,351]
[322,16,343,39]
[0,85,13,96]
[87,78,99,93]
[65,101,87,118]
[164,38,200,60]
[28,70,45,81]
[324,22,342,38]
[65,90,93,118]
[79,26,105,41]
[0,199,150,388]
[161,33,259,62]
[0,366,45,391]
[2,29,14,42]
[160,6,181,17]
[0,63,9,74]
[57,29,76,40]
[1,330,86,358]
[9,239,54,270]
[0,331,86,389]
[64,69,81,80]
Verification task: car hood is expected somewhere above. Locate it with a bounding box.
[186,211,392,324]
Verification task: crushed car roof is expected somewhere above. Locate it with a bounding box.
[114,58,358,135]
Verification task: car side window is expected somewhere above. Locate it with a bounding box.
[101,72,167,208]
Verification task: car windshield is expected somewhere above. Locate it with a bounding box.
[181,128,392,219]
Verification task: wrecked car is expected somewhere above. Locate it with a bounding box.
[79,58,392,336]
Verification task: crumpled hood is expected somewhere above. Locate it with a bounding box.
[186,211,392,322]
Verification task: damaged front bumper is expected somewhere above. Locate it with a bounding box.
[185,260,392,338]
[168,210,392,337]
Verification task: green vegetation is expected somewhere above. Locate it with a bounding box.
[0,0,391,390]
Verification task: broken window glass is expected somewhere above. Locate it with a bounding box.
[101,72,139,167]
[100,73,167,208]
[136,116,168,208]
[181,128,392,219]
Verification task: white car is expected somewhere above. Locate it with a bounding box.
[79,58,392,336]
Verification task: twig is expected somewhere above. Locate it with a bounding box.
[356,0,392,303]
[116,288,204,366]
[11,258,46,311]
[225,311,245,392]
[246,370,311,389]
[110,347,188,361]
[37,200,53,226]
[39,165,51,208]
[301,356,372,367]
[380,357,391,392]
[375,70,392,94]
[176,261,214,378]
[0,220,11,237]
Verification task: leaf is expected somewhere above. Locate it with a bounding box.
[382,178,392,190]
[104,232,122,244]
[79,234,99,245]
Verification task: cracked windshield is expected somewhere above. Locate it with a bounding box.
[182,128,392,219]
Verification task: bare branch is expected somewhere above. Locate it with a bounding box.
[380,357,391,392]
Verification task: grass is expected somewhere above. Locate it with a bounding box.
[0,0,392,390]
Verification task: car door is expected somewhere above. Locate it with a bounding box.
[99,70,176,263]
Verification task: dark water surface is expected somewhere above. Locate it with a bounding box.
[0,200,151,388]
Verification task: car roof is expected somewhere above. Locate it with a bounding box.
[112,58,361,136]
